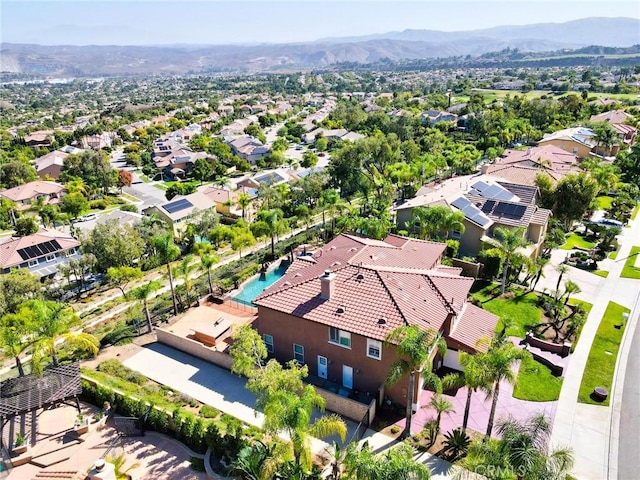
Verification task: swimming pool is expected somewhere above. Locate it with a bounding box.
[232,262,289,306]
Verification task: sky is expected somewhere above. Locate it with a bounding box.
[1,0,639,46]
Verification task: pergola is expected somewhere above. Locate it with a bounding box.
[0,362,82,449]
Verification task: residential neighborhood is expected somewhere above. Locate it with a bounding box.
[1,6,640,480]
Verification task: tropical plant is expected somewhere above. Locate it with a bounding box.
[455,353,491,434]
[385,325,447,439]
[481,342,530,438]
[237,192,252,221]
[130,281,161,333]
[200,253,220,296]
[28,300,99,370]
[429,393,455,439]
[484,226,531,294]
[106,452,140,480]
[443,428,471,461]
[343,441,431,480]
[0,308,34,376]
[230,440,287,480]
[152,233,181,315]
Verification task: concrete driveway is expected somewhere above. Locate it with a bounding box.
[123,343,359,447]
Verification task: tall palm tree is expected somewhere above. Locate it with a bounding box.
[200,253,220,296]
[65,177,88,196]
[236,192,252,221]
[319,189,340,238]
[176,254,197,308]
[263,385,346,470]
[385,325,447,439]
[29,300,99,370]
[152,233,181,316]
[256,209,285,258]
[440,208,466,240]
[455,352,491,436]
[482,342,530,439]
[130,281,161,333]
[484,226,531,294]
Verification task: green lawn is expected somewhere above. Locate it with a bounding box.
[596,196,614,210]
[470,282,541,338]
[560,232,596,251]
[593,270,609,278]
[632,204,640,221]
[620,246,640,279]
[578,302,630,405]
[513,355,563,402]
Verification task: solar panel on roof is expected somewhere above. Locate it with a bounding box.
[471,181,516,201]
[451,197,471,210]
[481,200,495,213]
[163,198,193,214]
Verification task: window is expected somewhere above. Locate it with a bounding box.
[45,254,56,262]
[293,344,304,363]
[28,259,39,267]
[263,334,274,353]
[367,339,382,360]
[329,327,351,348]
[451,230,461,240]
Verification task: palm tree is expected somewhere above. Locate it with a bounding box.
[230,440,285,480]
[29,300,99,370]
[385,325,447,439]
[66,177,88,196]
[429,393,455,439]
[152,233,181,316]
[482,342,530,439]
[440,208,466,240]
[262,384,346,469]
[130,281,161,333]
[484,226,531,294]
[176,254,197,308]
[256,209,285,258]
[343,441,431,480]
[201,253,220,297]
[0,309,34,376]
[237,192,252,221]
[497,413,574,480]
[454,352,491,435]
[320,189,340,238]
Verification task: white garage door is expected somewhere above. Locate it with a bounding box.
[443,349,462,371]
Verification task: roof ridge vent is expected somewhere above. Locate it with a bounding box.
[356,273,365,281]
[336,305,346,314]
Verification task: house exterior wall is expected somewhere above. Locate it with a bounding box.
[255,306,410,406]
[458,220,486,257]
[539,139,592,159]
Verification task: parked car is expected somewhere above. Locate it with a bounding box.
[78,213,98,222]
[592,218,623,228]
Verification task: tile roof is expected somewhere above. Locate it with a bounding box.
[590,109,633,125]
[449,303,499,352]
[0,228,80,269]
[0,181,65,202]
[255,234,496,349]
[496,182,538,205]
[539,127,596,148]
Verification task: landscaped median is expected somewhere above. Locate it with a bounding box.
[620,246,640,279]
[578,301,630,406]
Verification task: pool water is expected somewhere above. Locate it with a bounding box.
[232,262,289,306]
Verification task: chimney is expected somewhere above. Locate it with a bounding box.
[320,269,336,300]
[480,163,490,175]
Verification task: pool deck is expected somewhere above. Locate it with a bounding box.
[166,302,257,351]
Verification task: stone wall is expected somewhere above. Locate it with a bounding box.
[452,258,481,278]
[156,328,234,370]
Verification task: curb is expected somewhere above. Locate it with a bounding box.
[607,289,640,479]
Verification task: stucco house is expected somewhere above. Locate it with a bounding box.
[537,126,620,158]
[0,181,66,210]
[253,233,498,410]
[394,176,551,258]
[144,191,218,235]
[0,228,80,280]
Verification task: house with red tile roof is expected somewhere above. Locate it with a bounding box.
[0,181,66,210]
[0,228,80,279]
[253,233,498,410]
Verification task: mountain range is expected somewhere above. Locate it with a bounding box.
[1,17,638,76]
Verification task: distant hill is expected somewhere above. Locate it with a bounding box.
[1,17,638,76]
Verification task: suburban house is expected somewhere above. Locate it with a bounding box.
[237,170,292,190]
[420,109,458,126]
[200,185,257,220]
[253,233,499,410]
[23,131,54,148]
[144,191,218,235]
[79,132,116,150]
[94,209,144,226]
[537,126,620,158]
[483,145,582,186]
[302,128,365,144]
[0,228,81,279]
[589,110,637,146]
[394,175,552,258]
[34,151,67,179]
[227,136,271,164]
[0,181,66,210]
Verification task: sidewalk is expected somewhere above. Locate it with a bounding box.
[549,213,640,480]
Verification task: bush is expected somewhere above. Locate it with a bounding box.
[90,199,109,210]
[200,405,220,418]
[99,324,136,347]
[97,359,148,385]
[120,204,139,213]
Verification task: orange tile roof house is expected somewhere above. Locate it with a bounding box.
[0,228,80,279]
[590,110,637,145]
[253,233,498,410]
[0,181,66,210]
